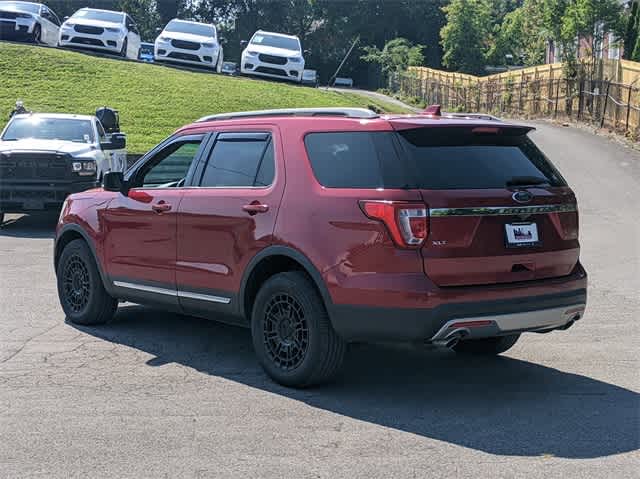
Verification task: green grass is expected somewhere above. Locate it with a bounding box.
[0,43,408,153]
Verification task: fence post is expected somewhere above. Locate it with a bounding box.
[554,79,560,118]
[600,80,611,128]
[625,85,632,132]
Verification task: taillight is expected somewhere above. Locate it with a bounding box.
[359,200,429,248]
[550,207,579,240]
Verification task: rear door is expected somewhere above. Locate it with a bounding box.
[392,124,579,287]
[176,128,284,316]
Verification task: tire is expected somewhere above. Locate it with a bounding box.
[0,212,4,227]
[32,24,41,44]
[56,239,117,325]
[120,39,128,58]
[251,271,346,388]
[453,334,520,356]
[215,50,223,73]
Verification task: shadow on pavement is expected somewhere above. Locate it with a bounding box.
[74,304,640,460]
[0,213,58,238]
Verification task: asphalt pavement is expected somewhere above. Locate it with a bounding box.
[0,122,638,478]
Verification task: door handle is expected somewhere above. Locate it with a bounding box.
[152,202,172,213]
[242,203,269,215]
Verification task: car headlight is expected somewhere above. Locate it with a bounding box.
[289,57,303,63]
[246,50,259,56]
[159,36,170,42]
[64,22,75,28]
[105,27,122,33]
[72,161,96,176]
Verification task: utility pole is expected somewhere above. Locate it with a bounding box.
[328,35,360,87]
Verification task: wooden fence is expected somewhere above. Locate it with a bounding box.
[391,60,640,137]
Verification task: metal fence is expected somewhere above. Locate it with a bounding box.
[391,71,640,138]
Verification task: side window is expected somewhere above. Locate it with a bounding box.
[96,121,106,141]
[200,134,274,187]
[304,132,405,188]
[51,12,61,26]
[127,16,138,34]
[134,138,203,188]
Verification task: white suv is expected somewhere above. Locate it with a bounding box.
[155,19,223,72]
[241,30,305,82]
[0,1,61,46]
[58,8,141,60]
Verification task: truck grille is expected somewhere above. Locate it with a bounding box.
[74,25,104,35]
[0,153,69,180]
[171,39,200,50]
[258,54,288,65]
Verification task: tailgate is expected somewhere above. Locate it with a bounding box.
[393,124,580,287]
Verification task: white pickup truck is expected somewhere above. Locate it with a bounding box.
[0,112,126,224]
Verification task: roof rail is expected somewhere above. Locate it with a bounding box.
[196,107,379,123]
[444,112,502,121]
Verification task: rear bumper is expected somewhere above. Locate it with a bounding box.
[328,265,587,342]
[0,180,98,212]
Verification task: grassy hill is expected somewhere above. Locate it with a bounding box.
[0,43,407,153]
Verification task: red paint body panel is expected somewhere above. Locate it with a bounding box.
[56,112,587,339]
[103,189,184,286]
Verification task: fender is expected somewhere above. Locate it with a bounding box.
[238,245,334,319]
[54,223,116,296]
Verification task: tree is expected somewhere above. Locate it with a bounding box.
[561,0,625,78]
[489,0,547,67]
[361,38,425,74]
[440,0,492,74]
[624,0,639,60]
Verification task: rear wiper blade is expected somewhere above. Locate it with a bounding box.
[506,176,549,187]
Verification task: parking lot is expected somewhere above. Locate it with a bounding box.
[0,122,638,477]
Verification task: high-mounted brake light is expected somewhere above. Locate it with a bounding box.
[359,200,429,248]
[422,104,441,116]
[472,127,500,134]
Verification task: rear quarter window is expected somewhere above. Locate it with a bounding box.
[304,132,407,188]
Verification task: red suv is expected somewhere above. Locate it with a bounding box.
[54,107,587,387]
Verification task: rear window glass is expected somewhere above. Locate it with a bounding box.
[304,132,408,188]
[397,127,566,189]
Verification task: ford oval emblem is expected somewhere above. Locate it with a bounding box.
[512,190,533,203]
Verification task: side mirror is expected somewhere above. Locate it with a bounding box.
[218,37,226,45]
[103,171,125,192]
[240,40,248,48]
[155,27,162,33]
[101,133,126,150]
[304,49,311,56]
[63,16,69,21]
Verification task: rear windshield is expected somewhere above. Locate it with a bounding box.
[304,128,566,190]
[397,127,566,189]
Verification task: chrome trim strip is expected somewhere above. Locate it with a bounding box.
[429,203,577,217]
[113,281,176,296]
[113,281,231,304]
[177,290,231,304]
[430,303,586,342]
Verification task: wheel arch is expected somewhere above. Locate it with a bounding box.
[54,225,111,293]
[239,246,333,322]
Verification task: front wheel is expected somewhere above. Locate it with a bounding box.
[32,24,42,44]
[0,212,5,227]
[251,271,346,388]
[120,39,128,58]
[56,239,117,325]
[215,50,223,74]
[453,334,520,356]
